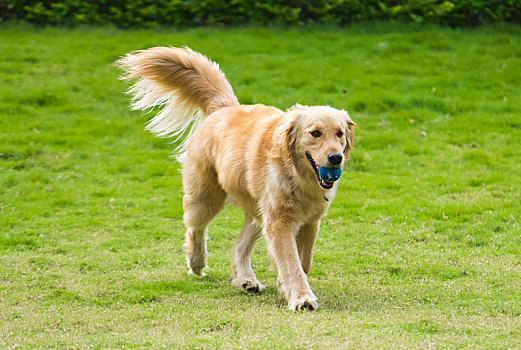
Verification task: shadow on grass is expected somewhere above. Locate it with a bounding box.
[317,289,394,312]
[42,270,435,312]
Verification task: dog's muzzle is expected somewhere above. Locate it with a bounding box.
[306,153,342,190]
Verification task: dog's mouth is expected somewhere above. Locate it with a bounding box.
[305,153,335,190]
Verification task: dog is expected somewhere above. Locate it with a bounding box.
[117,47,355,310]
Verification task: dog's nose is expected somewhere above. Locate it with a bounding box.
[328,152,343,165]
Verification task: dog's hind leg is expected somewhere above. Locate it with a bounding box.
[182,166,226,276]
[231,214,265,293]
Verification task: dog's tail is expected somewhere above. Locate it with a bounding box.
[116,46,239,155]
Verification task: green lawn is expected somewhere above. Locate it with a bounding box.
[1,23,520,348]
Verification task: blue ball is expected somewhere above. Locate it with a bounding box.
[318,167,342,182]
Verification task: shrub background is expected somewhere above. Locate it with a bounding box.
[1,0,520,27]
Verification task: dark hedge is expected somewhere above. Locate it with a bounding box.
[1,0,520,27]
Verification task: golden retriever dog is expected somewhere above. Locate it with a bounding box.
[117,47,355,310]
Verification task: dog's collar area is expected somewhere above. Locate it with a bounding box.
[305,153,334,190]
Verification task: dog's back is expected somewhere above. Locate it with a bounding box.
[186,104,284,215]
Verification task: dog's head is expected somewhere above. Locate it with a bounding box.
[273,105,355,190]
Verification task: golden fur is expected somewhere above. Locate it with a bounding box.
[117,47,355,310]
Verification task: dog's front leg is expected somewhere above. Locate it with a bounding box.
[297,219,320,275]
[264,217,318,311]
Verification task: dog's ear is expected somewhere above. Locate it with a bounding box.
[344,118,356,155]
[286,122,298,158]
[271,115,297,160]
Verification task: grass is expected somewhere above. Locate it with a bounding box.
[1,22,520,348]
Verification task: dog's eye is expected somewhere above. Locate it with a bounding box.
[336,130,344,138]
[310,130,322,138]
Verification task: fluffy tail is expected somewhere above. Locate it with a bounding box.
[116,46,239,154]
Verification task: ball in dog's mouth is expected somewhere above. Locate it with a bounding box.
[305,153,342,190]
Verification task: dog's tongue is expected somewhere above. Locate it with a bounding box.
[318,167,342,182]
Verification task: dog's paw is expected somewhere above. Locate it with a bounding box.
[185,254,206,276]
[232,277,265,293]
[289,295,318,311]
[188,268,206,277]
